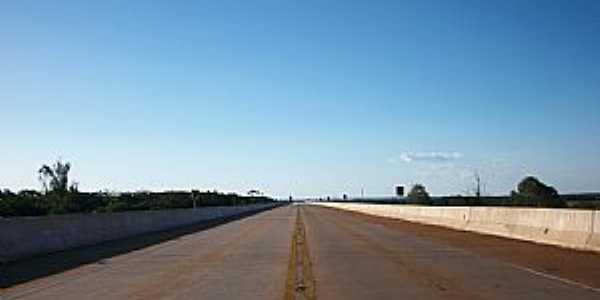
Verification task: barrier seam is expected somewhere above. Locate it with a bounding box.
[585,210,596,249]
[465,206,472,230]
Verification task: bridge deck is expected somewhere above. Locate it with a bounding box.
[2,204,600,299]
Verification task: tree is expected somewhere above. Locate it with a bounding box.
[511,176,563,207]
[408,184,430,205]
[247,190,261,196]
[38,159,73,194]
[38,159,80,214]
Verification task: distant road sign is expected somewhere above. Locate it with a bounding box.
[396,186,404,197]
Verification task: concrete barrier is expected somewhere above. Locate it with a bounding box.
[314,202,600,253]
[466,207,593,250]
[587,210,600,250]
[0,204,280,263]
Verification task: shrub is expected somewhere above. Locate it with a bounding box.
[408,184,431,205]
[511,176,564,207]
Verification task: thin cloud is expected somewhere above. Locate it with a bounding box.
[391,152,463,163]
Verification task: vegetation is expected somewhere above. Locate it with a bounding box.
[341,176,600,208]
[432,177,565,207]
[510,176,564,207]
[2,159,596,216]
[0,160,274,218]
[407,184,431,205]
[410,177,570,208]
[38,160,78,194]
[0,190,273,217]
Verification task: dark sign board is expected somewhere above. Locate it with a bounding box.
[396,186,404,196]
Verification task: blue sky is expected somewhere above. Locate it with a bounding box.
[1,1,599,197]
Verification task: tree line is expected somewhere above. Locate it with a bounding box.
[406,176,569,208]
[0,160,273,217]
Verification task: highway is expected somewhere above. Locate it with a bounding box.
[1,206,295,300]
[3,204,600,299]
[301,205,600,300]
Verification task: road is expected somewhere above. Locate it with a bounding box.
[1,206,295,300]
[3,204,600,299]
[301,205,600,300]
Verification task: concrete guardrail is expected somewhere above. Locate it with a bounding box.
[0,203,281,263]
[314,202,600,253]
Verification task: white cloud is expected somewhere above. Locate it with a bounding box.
[391,152,463,163]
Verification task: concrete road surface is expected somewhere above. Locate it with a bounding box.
[3,204,600,300]
[1,206,295,300]
[301,205,600,300]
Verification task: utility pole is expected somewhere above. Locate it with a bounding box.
[475,173,481,199]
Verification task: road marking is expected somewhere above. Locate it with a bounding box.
[508,263,600,294]
[284,206,316,300]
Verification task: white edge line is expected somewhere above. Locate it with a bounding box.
[508,263,600,294]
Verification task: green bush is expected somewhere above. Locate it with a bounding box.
[511,176,564,208]
[407,184,431,205]
[0,190,274,217]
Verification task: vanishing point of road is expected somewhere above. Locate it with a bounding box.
[2,204,600,299]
